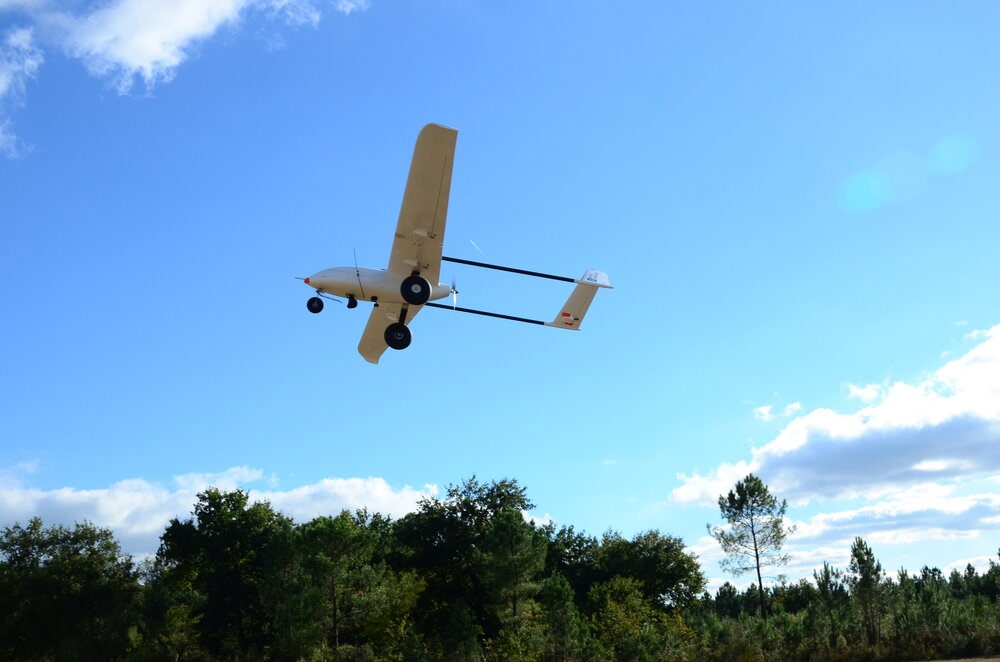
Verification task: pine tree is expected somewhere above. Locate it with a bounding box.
[708,474,794,618]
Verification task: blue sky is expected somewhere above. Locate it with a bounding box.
[2,0,1000,587]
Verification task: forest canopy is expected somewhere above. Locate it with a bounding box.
[1,476,999,661]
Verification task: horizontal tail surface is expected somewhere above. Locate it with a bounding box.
[546,270,612,330]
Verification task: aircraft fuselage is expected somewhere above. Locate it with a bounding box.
[305,267,450,304]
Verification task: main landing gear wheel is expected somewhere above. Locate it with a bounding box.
[347,295,358,309]
[307,297,324,314]
[384,323,411,350]
[400,276,431,305]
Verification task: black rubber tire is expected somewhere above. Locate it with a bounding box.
[384,323,412,350]
[400,275,431,305]
[307,297,324,314]
[347,296,358,309]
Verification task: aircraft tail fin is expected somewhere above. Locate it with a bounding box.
[545,269,612,331]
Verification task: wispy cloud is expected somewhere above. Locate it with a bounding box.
[782,402,802,417]
[0,25,43,156]
[753,402,802,422]
[0,0,367,152]
[0,465,434,556]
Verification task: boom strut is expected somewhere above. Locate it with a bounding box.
[424,302,544,326]
[442,256,575,283]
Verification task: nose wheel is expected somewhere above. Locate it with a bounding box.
[384,323,411,350]
[307,297,324,314]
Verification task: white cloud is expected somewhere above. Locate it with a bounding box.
[173,465,264,491]
[783,402,802,417]
[522,511,553,527]
[783,482,1000,549]
[0,0,366,152]
[847,383,881,403]
[944,555,996,574]
[333,0,368,14]
[60,0,248,92]
[0,25,43,156]
[0,465,434,556]
[685,534,726,562]
[252,477,436,522]
[674,325,1000,506]
[911,459,972,472]
[784,545,852,572]
[754,403,803,422]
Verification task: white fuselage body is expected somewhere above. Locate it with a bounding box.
[307,267,451,304]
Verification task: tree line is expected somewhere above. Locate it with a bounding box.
[1,475,998,661]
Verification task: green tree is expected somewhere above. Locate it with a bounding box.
[714,582,741,619]
[393,476,534,658]
[483,509,547,622]
[847,536,884,646]
[597,529,705,609]
[157,488,294,659]
[543,525,599,609]
[813,561,848,648]
[707,474,794,618]
[0,517,141,661]
[537,573,589,662]
[588,576,654,661]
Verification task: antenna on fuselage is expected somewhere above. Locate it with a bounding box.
[353,248,367,304]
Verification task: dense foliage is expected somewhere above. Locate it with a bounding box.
[1,477,999,661]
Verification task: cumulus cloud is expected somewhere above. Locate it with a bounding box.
[675,325,1000,506]
[0,465,435,557]
[753,406,774,421]
[0,0,366,151]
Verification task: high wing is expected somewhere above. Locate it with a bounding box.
[386,123,458,286]
[358,303,422,364]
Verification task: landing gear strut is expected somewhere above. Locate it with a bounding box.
[384,323,411,350]
[307,297,324,314]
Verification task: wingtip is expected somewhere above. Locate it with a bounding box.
[423,122,458,134]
